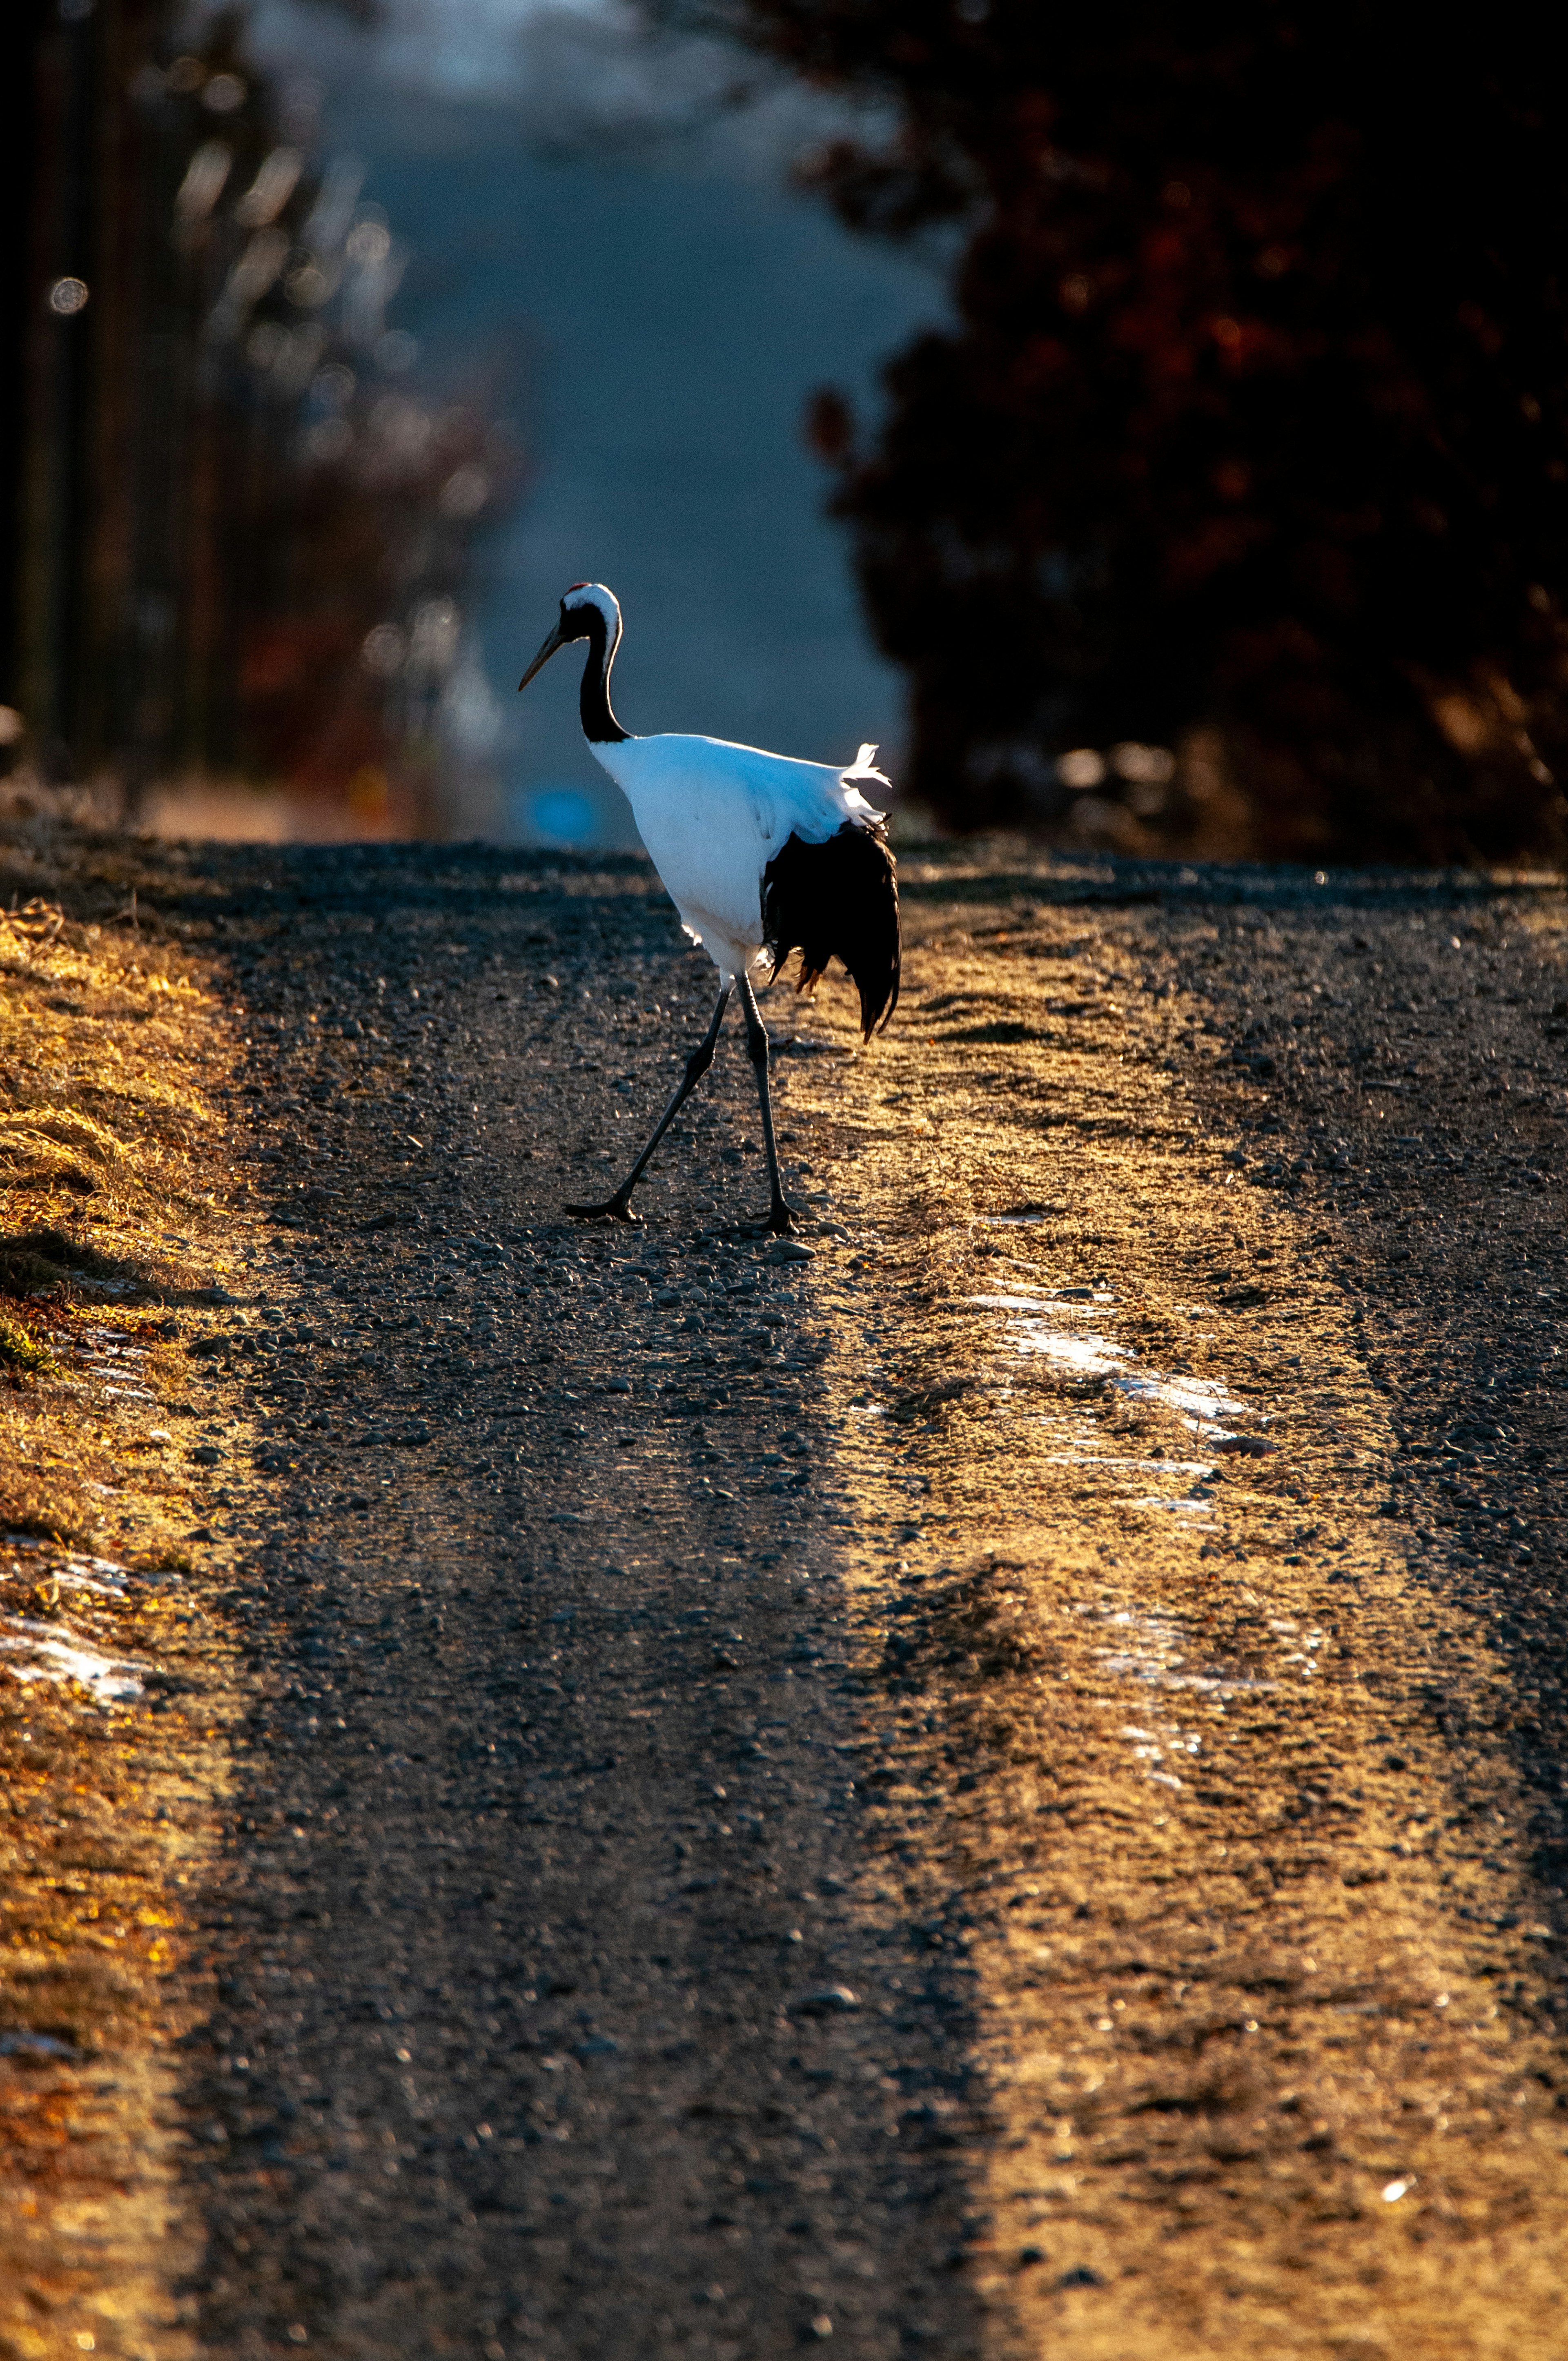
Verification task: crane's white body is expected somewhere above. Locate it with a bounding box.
[592,733,889,981]
[517,581,899,1232]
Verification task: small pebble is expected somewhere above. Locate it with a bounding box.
[788,1985,860,2016]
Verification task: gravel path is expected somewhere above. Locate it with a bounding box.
[14,837,1566,2360]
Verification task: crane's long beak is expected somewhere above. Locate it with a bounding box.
[518,621,566,692]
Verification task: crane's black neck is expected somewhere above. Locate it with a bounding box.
[578,607,628,744]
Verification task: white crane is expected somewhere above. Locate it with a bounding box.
[519,581,900,1236]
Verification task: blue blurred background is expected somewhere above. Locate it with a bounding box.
[259,0,944,847]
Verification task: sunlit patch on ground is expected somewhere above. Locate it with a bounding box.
[780,861,1568,2359]
[0,858,250,2360]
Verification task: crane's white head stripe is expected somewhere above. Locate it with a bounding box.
[561,582,621,635]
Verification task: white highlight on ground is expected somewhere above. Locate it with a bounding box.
[1084,1605,1268,1794]
[1042,1454,1216,1476]
[967,1292,1261,1437]
[0,1617,148,1705]
[2,1535,156,1704]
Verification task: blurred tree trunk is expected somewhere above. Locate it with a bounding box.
[0,0,56,743]
[2,2,516,831]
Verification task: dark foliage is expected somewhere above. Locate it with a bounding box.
[686,0,1568,860]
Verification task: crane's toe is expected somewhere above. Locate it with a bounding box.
[564,1197,639,1224]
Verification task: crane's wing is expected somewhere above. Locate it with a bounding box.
[597,731,889,850]
[592,733,899,1026]
[733,739,898,1037]
[706,736,889,853]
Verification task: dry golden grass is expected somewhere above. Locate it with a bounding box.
[0,898,221,1214]
[2,885,251,2361]
[0,897,241,1550]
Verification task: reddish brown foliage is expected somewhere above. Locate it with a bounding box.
[695,0,1568,859]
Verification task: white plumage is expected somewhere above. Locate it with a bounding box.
[518,581,900,1234]
[595,732,891,981]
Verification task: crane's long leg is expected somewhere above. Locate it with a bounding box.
[738,971,798,1237]
[565,979,733,1223]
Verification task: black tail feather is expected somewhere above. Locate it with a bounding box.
[760,823,900,1041]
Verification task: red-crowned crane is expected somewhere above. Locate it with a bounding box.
[519,582,899,1236]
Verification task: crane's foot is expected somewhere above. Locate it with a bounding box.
[767,1199,799,1238]
[564,1196,638,1224]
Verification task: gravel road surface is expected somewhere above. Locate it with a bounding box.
[7,836,1568,2361]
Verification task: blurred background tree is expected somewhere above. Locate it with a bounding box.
[0,0,517,835]
[676,0,1568,862]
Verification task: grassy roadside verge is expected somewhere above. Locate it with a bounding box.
[0,843,255,2361]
